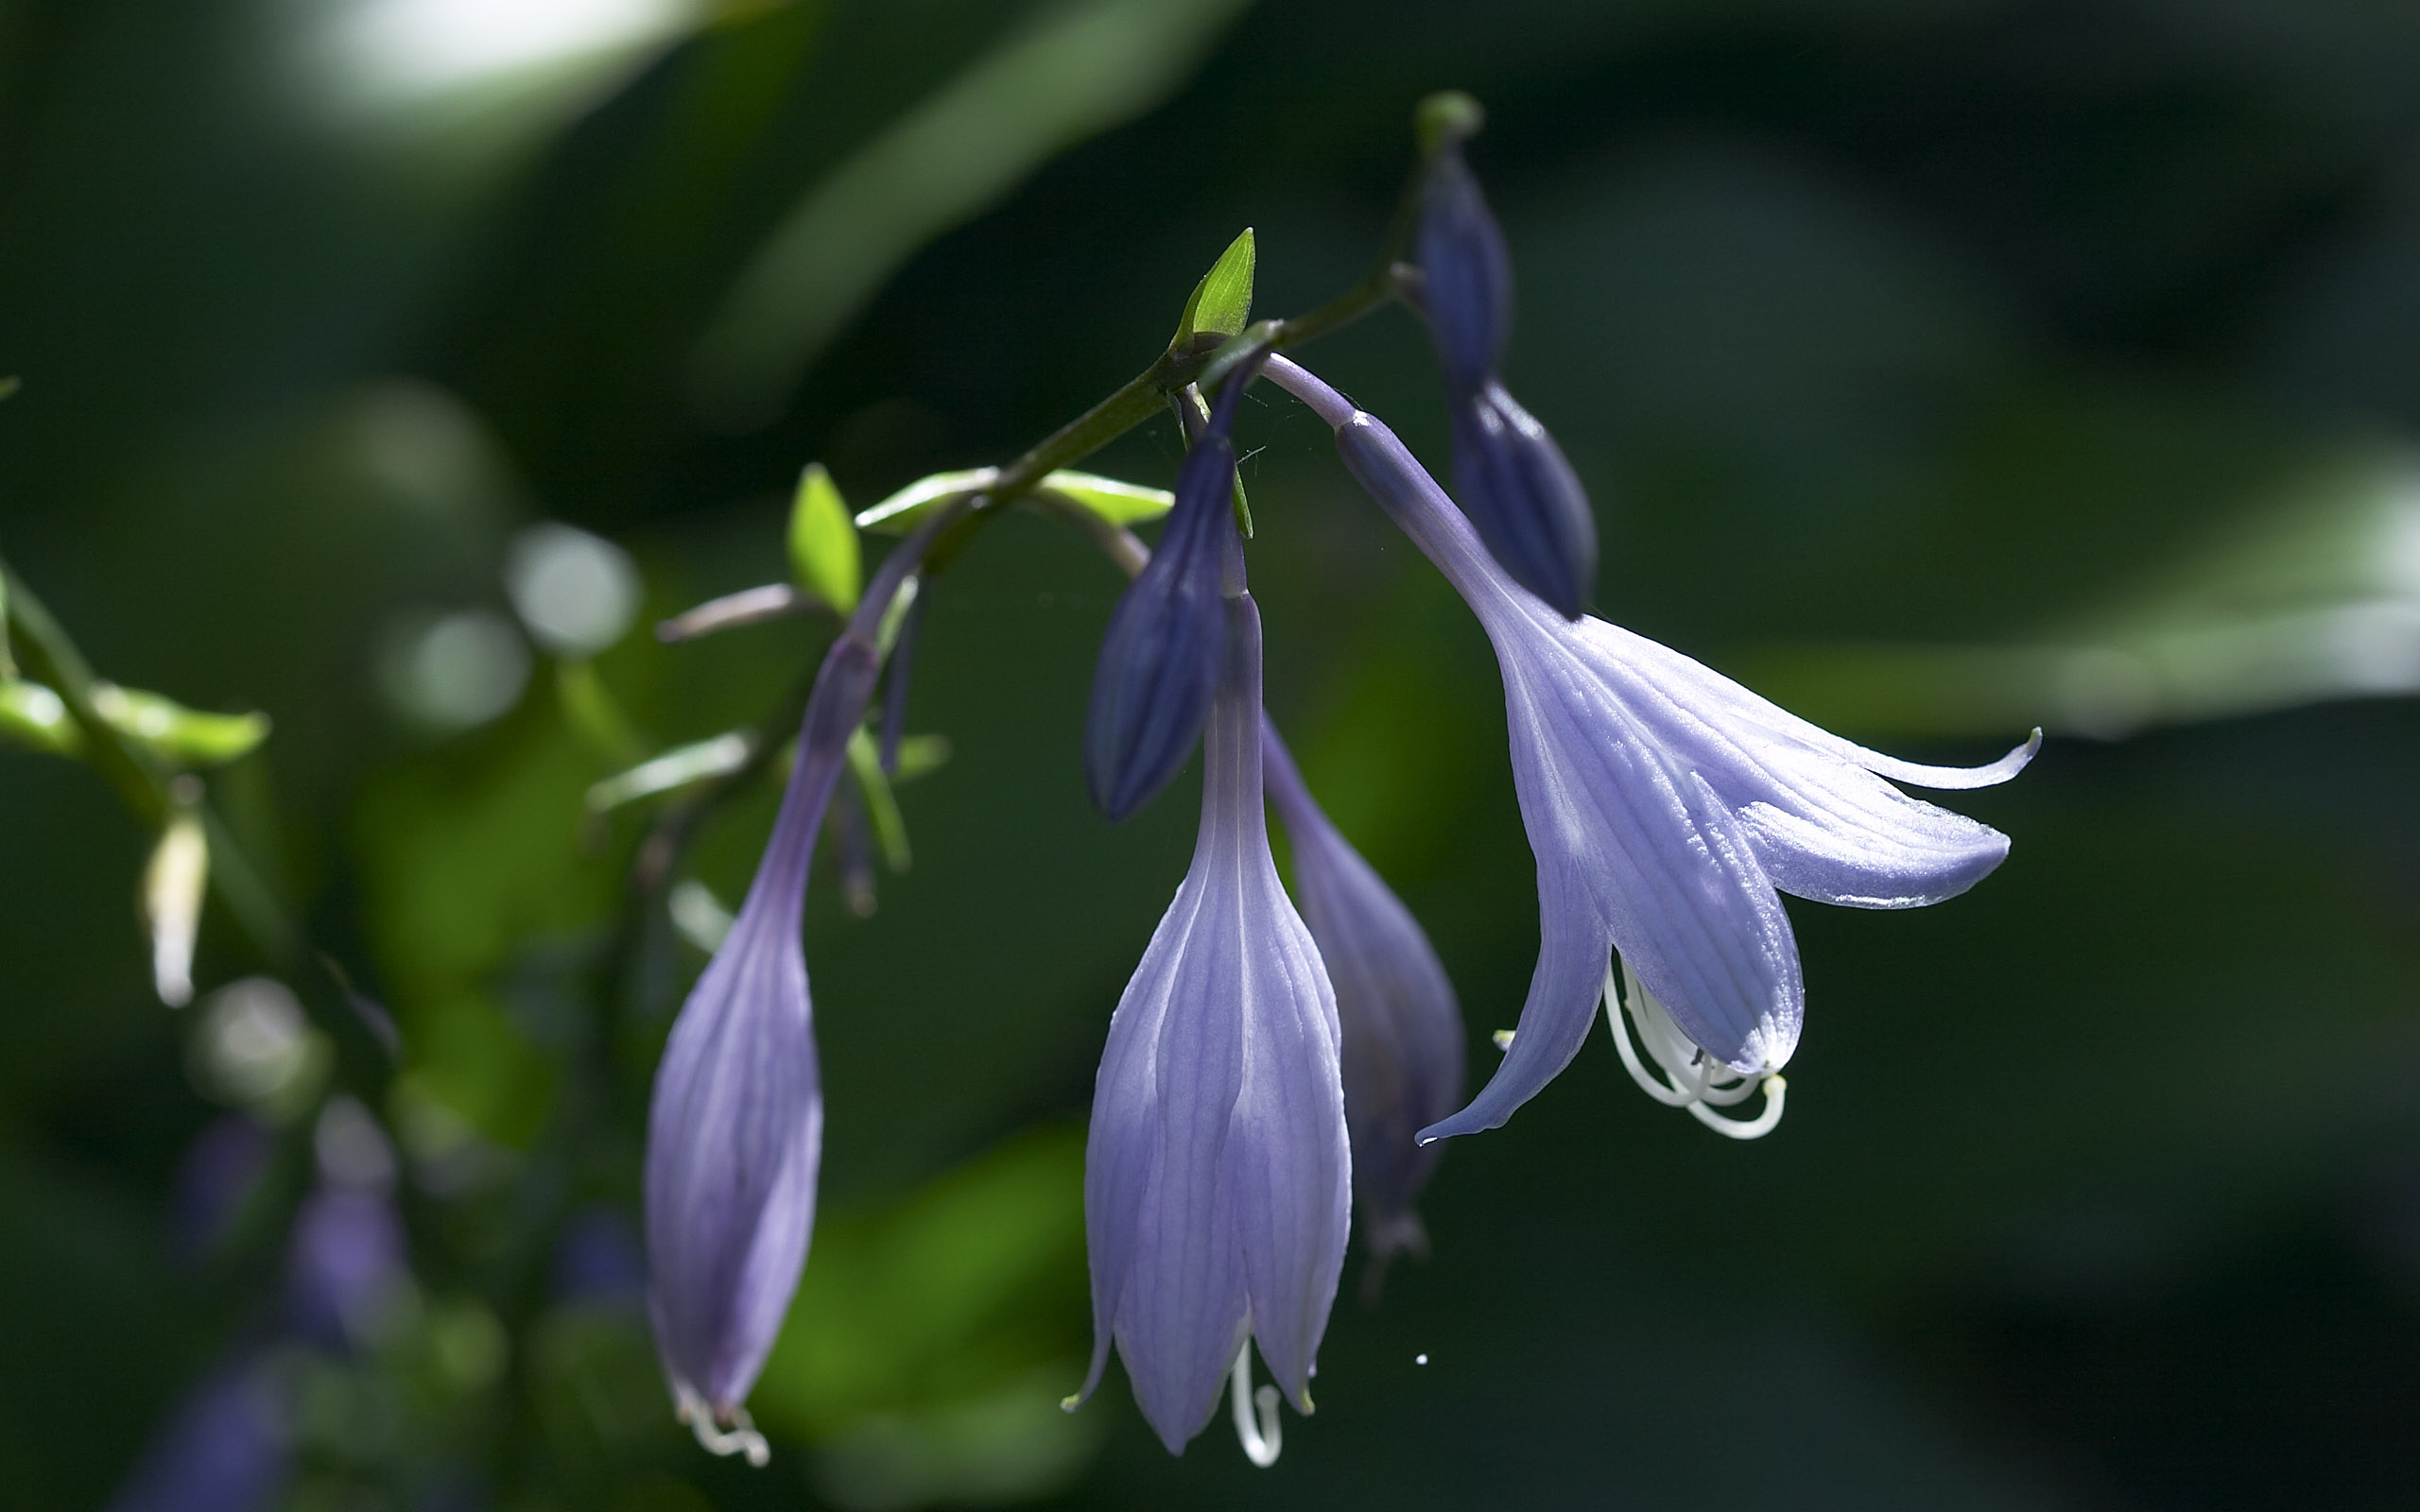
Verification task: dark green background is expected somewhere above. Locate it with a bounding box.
[5,1,2419,1508]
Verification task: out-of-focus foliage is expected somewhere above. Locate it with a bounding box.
[5,1,2420,1510]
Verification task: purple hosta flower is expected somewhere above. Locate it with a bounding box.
[646,634,878,1468]
[1261,721,1463,1264]
[172,1113,276,1264]
[107,1351,292,1512]
[1264,354,2032,1140]
[1415,134,1599,618]
[285,1098,406,1350]
[1074,587,1350,1458]
[1084,369,1255,819]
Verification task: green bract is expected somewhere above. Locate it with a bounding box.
[855,468,1175,535]
[91,682,268,766]
[1170,228,1254,351]
[0,679,81,756]
[788,463,863,613]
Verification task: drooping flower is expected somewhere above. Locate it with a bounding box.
[1264,354,2032,1140]
[1261,720,1463,1263]
[1084,378,1251,820]
[643,504,955,1466]
[643,636,873,1467]
[1415,131,1598,618]
[1074,587,1350,1456]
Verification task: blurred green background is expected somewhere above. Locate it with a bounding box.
[6,0,2420,1508]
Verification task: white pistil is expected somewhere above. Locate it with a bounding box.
[1604,962,1787,1139]
[677,1395,771,1468]
[1229,1346,1283,1469]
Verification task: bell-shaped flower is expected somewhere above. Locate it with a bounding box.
[1264,355,2031,1141]
[1261,721,1463,1263]
[1084,380,1253,820]
[1074,589,1351,1456]
[645,634,879,1467]
[1414,138,1599,618]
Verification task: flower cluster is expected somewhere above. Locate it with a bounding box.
[633,99,2031,1471]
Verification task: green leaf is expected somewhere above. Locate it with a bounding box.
[890,732,951,783]
[1033,469,1175,527]
[0,679,80,756]
[788,463,863,611]
[1170,227,1254,349]
[854,468,998,536]
[845,727,911,873]
[89,682,269,766]
[584,730,754,813]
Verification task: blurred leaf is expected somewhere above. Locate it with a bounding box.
[90,682,270,767]
[790,462,864,612]
[0,680,81,756]
[554,662,648,764]
[1034,469,1175,527]
[855,469,998,535]
[354,703,615,1143]
[1169,226,1254,349]
[1737,443,2420,739]
[688,0,1254,428]
[890,732,951,783]
[585,731,755,813]
[751,1127,1098,1505]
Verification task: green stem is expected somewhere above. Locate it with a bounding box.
[0,550,386,1088]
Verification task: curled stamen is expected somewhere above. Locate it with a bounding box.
[1604,963,1787,1138]
[1229,1346,1283,1469]
[676,1395,771,1468]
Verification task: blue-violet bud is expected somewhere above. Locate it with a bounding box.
[1449,378,1598,619]
[1262,721,1464,1264]
[1415,143,1512,391]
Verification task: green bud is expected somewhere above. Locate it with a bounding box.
[0,679,82,756]
[787,463,863,612]
[1170,228,1255,351]
[91,682,269,767]
[1415,91,1485,156]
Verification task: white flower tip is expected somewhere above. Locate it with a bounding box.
[1490,1028,1515,1051]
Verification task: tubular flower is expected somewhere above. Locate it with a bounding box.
[1073,589,1351,1457]
[1266,355,2033,1141]
[1415,137,1599,619]
[643,635,875,1466]
[1261,720,1463,1263]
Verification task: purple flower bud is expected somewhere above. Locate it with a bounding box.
[171,1113,276,1264]
[1448,378,1599,619]
[1074,591,1350,1455]
[1083,429,1235,821]
[107,1352,292,1512]
[645,636,878,1465]
[1415,145,1512,390]
[1261,724,1464,1263]
[284,1099,406,1350]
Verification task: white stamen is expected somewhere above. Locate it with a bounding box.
[1229,1346,1283,1469]
[676,1396,770,1468]
[1603,963,1787,1139]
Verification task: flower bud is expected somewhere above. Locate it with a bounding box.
[1083,416,1240,821]
[1261,725,1463,1263]
[1448,379,1598,618]
[1415,144,1512,391]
